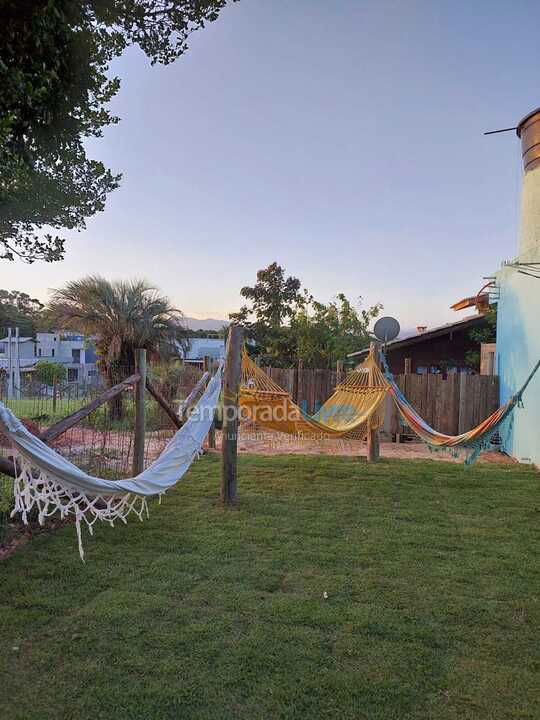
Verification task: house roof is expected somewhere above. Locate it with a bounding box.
[348,314,487,359]
[0,336,34,343]
[450,293,489,312]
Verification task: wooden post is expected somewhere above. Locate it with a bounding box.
[132,348,147,476]
[221,325,243,503]
[203,356,216,449]
[208,360,217,449]
[366,342,380,462]
[52,376,58,414]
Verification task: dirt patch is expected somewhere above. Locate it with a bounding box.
[213,423,515,464]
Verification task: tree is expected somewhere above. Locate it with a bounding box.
[34,360,67,386]
[291,294,382,369]
[1,1,235,263]
[0,289,44,336]
[465,308,497,371]
[230,263,382,368]
[48,275,188,418]
[229,262,309,362]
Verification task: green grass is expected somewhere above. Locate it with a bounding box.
[2,396,86,424]
[3,394,178,430]
[0,455,539,720]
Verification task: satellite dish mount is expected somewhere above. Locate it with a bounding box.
[373,316,400,348]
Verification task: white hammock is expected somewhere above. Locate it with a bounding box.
[0,368,222,560]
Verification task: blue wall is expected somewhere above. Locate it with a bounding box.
[496,265,540,465]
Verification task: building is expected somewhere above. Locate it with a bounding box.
[492,108,540,466]
[348,315,489,376]
[0,331,98,390]
[178,337,225,366]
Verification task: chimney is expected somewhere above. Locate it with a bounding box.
[416,325,427,334]
[516,108,540,260]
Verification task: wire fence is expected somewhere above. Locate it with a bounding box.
[0,360,204,545]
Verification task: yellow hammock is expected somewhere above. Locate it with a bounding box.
[240,347,388,439]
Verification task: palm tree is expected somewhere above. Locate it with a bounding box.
[48,276,187,419]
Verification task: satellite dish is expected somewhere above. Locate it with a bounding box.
[373,316,400,343]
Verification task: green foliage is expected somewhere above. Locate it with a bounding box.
[188,328,226,338]
[148,360,200,403]
[292,293,382,369]
[48,275,188,418]
[230,262,382,368]
[0,0,234,262]
[0,455,538,719]
[33,360,66,386]
[230,262,307,329]
[0,474,13,544]
[465,308,497,371]
[48,275,187,371]
[0,288,44,336]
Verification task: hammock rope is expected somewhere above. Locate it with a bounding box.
[1,366,223,560]
[381,351,540,464]
[240,347,388,439]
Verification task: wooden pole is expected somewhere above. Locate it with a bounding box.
[41,373,140,443]
[366,342,380,462]
[178,371,209,423]
[205,358,217,449]
[52,376,58,414]
[203,356,216,449]
[221,325,243,504]
[145,378,182,429]
[132,348,147,476]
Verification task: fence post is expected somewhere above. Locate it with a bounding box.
[132,348,147,476]
[52,376,58,414]
[221,325,243,504]
[204,356,216,449]
[366,342,380,462]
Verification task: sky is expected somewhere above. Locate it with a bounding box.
[3,0,539,329]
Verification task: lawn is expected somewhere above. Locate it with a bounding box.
[0,455,539,720]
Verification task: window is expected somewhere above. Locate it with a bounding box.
[38,348,42,357]
[51,348,55,357]
[0,343,6,354]
[71,348,81,363]
[67,368,78,382]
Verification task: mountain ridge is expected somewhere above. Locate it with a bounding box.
[182,317,229,332]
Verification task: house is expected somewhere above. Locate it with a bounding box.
[0,330,98,390]
[348,315,489,376]
[177,337,226,366]
[491,107,540,466]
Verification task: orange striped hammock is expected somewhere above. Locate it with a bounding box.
[383,356,540,464]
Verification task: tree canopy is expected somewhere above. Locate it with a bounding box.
[0,288,44,336]
[230,262,383,368]
[34,360,67,386]
[48,275,187,371]
[0,0,234,262]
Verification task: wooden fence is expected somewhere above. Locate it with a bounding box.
[387,373,500,436]
[263,366,500,436]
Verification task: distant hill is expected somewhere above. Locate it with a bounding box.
[182,317,229,332]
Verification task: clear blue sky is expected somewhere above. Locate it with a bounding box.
[5,0,538,328]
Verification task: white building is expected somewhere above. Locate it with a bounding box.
[177,337,226,366]
[0,331,98,390]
